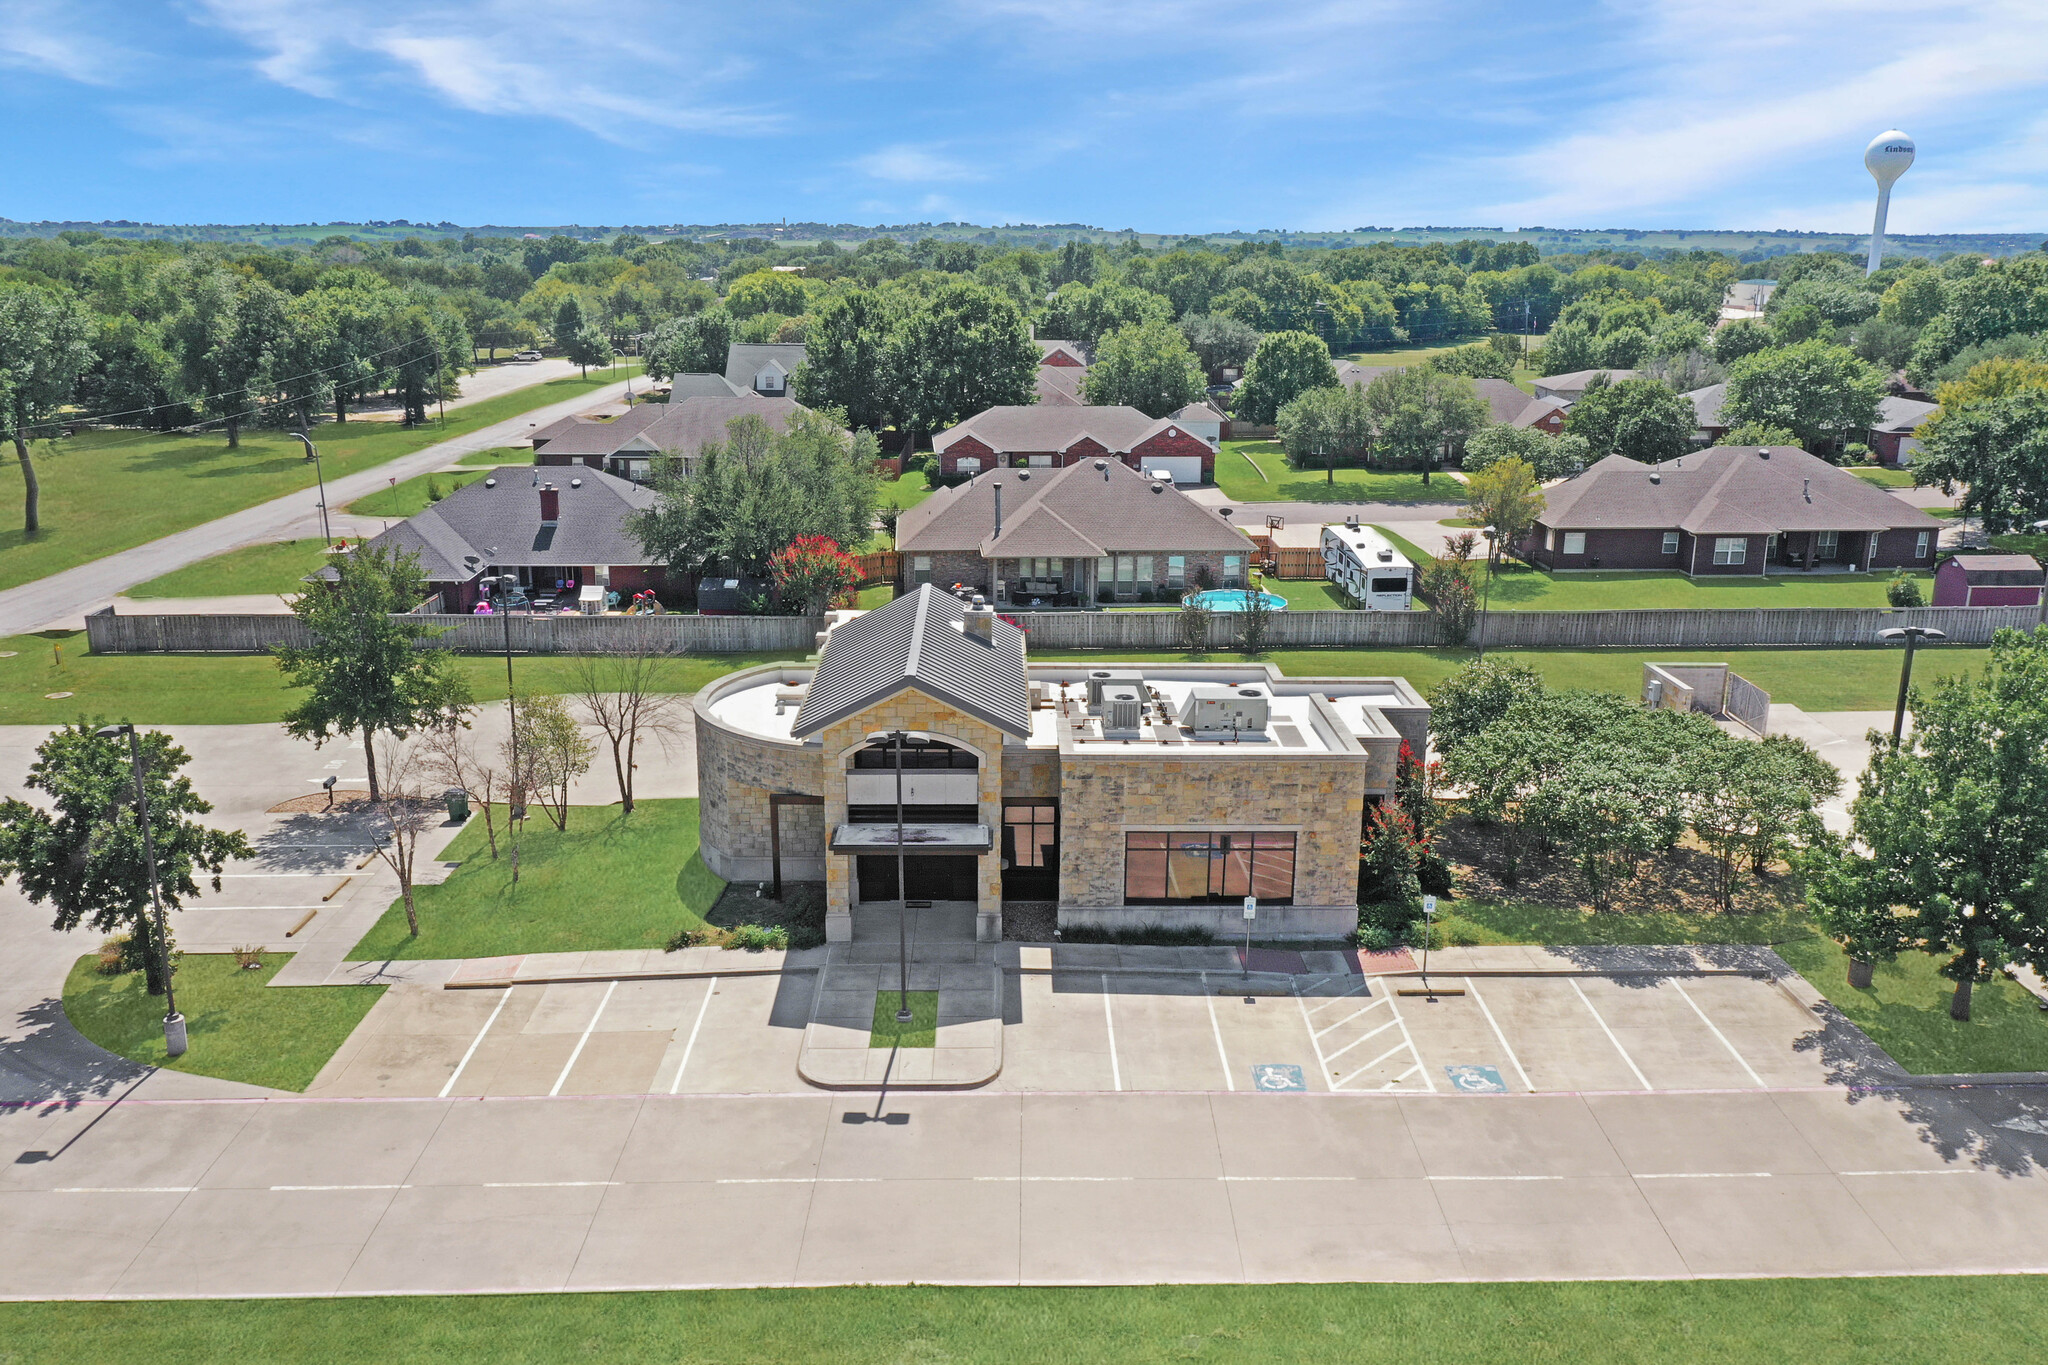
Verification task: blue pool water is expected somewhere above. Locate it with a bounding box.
[1184,589,1288,612]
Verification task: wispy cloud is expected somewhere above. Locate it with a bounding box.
[0,0,129,82]
[851,144,986,183]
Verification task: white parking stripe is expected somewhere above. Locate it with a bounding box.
[1200,972,1235,1091]
[550,980,617,1097]
[1379,989,1436,1093]
[1570,979,1652,1091]
[1667,978,1767,1088]
[1294,984,1334,1086]
[1101,974,1122,1092]
[668,976,719,1094]
[1465,979,1535,1092]
[1313,998,1385,1038]
[440,988,511,1098]
[1320,1017,1399,1062]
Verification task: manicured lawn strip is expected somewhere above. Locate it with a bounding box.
[1850,467,1917,488]
[61,953,384,1092]
[856,584,896,609]
[452,445,538,466]
[0,637,792,726]
[1437,899,1813,948]
[0,369,639,592]
[870,990,939,1047]
[345,468,491,518]
[1474,564,1930,610]
[1261,579,1357,611]
[1214,441,1462,505]
[1036,645,1990,712]
[124,539,337,599]
[878,472,935,511]
[347,799,722,961]
[3,1279,2047,1362]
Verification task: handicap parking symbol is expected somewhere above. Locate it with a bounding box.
[1444,1065,1507,1094]
[1251,1063,1306,1092]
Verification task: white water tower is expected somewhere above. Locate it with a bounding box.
[1864,130,1915,275]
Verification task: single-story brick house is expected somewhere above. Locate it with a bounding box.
[895,456,1253,604]
[534,396,810,481]
[1869,395,1940,466]
[1036,339,1087,368]
[1518,445,1946,576]
[326,469,663,611]
[1932,553,2043,607]
[932,405,1219,484]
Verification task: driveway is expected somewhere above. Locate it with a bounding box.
[0,375,641,636]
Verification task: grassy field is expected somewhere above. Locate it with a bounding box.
[124,539,335,599]
[1439,900,2048,1075]
[61,953,384,1092]
[347,799,723,961]
[345,468,491,518]
[2,1278,2045,1363]
[879,472,935,511]
[0,371,638,592]
[1850,466,1917,488]
[453,445,538,466]
[0,635,791,726]
[1214,441,1463,505]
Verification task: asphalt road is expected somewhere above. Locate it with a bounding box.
[0,374,639,636]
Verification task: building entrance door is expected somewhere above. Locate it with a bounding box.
[856,855,978,902]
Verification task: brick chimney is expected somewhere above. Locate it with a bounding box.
[538,484,560,524]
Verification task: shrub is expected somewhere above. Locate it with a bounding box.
[665,926,718,951]
[781,883,828,950]
[1194,563,1216,590]
[1354,923,1396,952]
[96,933,131,976]
[427,477,444,502]
[1096,584,1115,603]
[1886,571,1925,607]
[232,944,267,971]
[1138,588,1155,603]
[724,923,789,951]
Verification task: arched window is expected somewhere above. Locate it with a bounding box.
[849,737,978,771]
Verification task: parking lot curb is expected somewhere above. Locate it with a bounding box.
[443,964,810,989]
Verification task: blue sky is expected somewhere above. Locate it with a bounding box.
[4,0,2047,233]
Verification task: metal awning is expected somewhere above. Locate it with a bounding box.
[829,823,993,854]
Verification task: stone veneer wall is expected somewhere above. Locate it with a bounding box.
[1057,751,1368,939]
[1000,747,1059,800]
[818,688,1009,943]
[692,666,825,884]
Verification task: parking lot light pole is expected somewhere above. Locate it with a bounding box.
[1879,626,1946,747]
[95,723,185,1057]
[869,729,931,1025]
[287,432,332,544]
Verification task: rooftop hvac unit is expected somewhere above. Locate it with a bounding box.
[1086,669,1146,713]
[1185,684,1271,733]
[1104,687,1145,732]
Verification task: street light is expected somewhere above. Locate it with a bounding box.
[867,728,931,1024]
[1474,525,1499,662]
[94,723,186,1057]
[1878,626,1946,747]
[287,432,332,544]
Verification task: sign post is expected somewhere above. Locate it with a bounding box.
[1242,896,1257,980]
[1420,895,1438,999]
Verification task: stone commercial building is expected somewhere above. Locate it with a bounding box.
[694,585,1429,943]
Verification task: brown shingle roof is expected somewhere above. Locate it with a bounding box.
[529,404,666,454]
[932,404,1176,456]
[1035,366,1087,407]
[1539,446,1945,536]
[1469,378,1533,424]
[897,458,1250,558]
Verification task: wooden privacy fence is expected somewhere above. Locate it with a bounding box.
[85,608,822,655]
[854,550,899,587]
[85,603,2040,656]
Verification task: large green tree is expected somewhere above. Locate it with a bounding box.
[887,280,1038,442]
[1038,280,1171,356]
[275,546,473,801]
[1275,382,1372,480]
[0,724,250,995]
[1913,388,2048,533]
[1177,312,1260,380]
[1083,320,1206,417]
[1564,375,1697,463]
[1721,340,1886,452]
[1234,330,1338,425]
[1461,423,1590,480]
[1360,365,1487,484]
[794,287,903,433]
[167,269,287,449]
[1813,628,2048,1020]
[0,282,96,535]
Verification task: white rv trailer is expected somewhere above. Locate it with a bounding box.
[1320,522,1415,611]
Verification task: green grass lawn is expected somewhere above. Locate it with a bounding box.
[1214,441,1463,505]
[452,445,538,466]
[870,990,938,1047]
[0,635,791,726]
[1262,579,1357,611]
[0,371,638,593]
[124,539,336,600]
[1036,644,1991,712]
[1989,530,2047,558]
[856,583,895,609]
[1474,563,1932,611]
[2,1279,2045,1363]
[61,953,384,1092]
[1850,466,1917,488]
[347,799,723,961]
[1437,900,2048,1075]
[878,472,934,511]
[345,468,492,518]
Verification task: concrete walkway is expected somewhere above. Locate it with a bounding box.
[0,375,639,635]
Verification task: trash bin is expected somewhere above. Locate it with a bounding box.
[443,787,470,822]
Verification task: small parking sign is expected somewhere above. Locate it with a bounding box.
[1443,1064,1507,1094]
[1251,1063,1306,1091]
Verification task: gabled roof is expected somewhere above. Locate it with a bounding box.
[333,468,659,580]
[1036,340,1088,366]
[790,584,1031,740]
[624,396,808,457]
[1683,382,1728,429]
[1510,396,1569,429]
[724,342,807,387]
[529,404,667,454]
[1469,377,1533,424]
[1035,365,1087,407]
[1874,395,1939,433]
[1943,553,2043,585]
[933,404,1183,455]
[1334,361,1399,389]
[897,456,1249,557]
[1538,446,1945,536]
[667,372,754,400]
[1535,369,1639,395]
[1169,400,1226,423]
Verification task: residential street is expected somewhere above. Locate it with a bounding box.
[0,374,640,636]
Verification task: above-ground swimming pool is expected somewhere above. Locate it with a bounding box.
[1183,589,1288,612]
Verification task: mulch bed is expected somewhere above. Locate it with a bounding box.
[1435,814,1802,917]
[1001,901,1057,942]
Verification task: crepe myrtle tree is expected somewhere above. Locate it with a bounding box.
[0,723,251,994]
[770,535,861,615]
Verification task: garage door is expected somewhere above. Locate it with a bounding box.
[1144,456,1204,485]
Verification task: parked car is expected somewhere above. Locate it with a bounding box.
[512,350,544,362]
